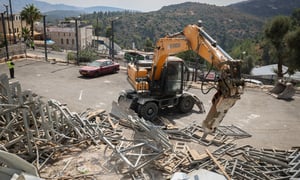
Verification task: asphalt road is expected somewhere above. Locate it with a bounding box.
[0,58,129,113]
[1,58,300,149]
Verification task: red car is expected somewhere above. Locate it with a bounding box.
[79,59,120,77]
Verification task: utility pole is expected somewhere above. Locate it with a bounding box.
[96,17,99,49]
[3,5,11,44]
[111,19,114,61]
[110,17,119,61]
[75,18,79,65]
[43,15,48,62]
[9,0,16,43]
[1,12,9,61]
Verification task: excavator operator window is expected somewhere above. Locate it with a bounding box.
[166,61,183,94]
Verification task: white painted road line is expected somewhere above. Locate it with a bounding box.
[79,90,83,100]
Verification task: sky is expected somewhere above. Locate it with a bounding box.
[37,0,247,12]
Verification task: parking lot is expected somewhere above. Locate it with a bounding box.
[1,58,300,149]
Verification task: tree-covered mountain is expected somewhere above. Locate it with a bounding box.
[0,0,125,14]
[229,0,300,19]
[44,10,83,23]
[9,0,298,54]
[82,2,264,51]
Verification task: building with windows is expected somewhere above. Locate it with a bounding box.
[0,13,29,43]
[47,21,93,50]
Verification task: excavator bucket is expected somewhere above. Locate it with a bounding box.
[111,100,137,120]
[268,80,296,100]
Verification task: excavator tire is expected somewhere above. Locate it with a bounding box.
[178,94,195,113]
[139,102,158,121]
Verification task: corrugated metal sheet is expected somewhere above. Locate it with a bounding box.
[251,64,300,81]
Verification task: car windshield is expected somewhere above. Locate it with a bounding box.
[87,61,101,67]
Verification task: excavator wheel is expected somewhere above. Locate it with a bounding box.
[178,94,195,113]
[139,102,158,121]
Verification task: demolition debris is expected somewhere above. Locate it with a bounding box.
[0,73,299,179]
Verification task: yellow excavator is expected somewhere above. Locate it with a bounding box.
[119,21,244,132]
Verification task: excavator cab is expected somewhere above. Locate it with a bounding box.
[159,56,184,96]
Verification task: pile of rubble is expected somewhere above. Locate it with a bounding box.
[0,73,299,179]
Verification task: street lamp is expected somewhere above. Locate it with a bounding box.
[1,11,9,61]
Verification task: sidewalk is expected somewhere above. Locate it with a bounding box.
[26,48,69,64]
[25,48,128,66]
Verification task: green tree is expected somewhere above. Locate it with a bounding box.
[105,27,112,38]
[285,27,300,72]
[20,4,42,39]
[241,55,254,74]
[176,50,199,62]
[94,24,101,36]
[21,27,30,42]
[144,38,153,52]
[291,8,300,26]
[264,16,291,78]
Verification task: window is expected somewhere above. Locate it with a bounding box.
[88,61,101,67]
[106,61,112,65]
[72,39,74,45]
[61,38,63,44]
[66,39,69,44]
[167,62,182,93]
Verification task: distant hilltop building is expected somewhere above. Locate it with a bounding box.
[47,20,93,50]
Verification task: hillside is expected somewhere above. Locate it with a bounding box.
[84,2,264,51]
[0,0,125,13]
[9,0,298,53]
[44,10,83,23]
[229,0,300,18]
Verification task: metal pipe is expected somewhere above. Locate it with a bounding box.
[217,45,234,61]
[199,27,217,47]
